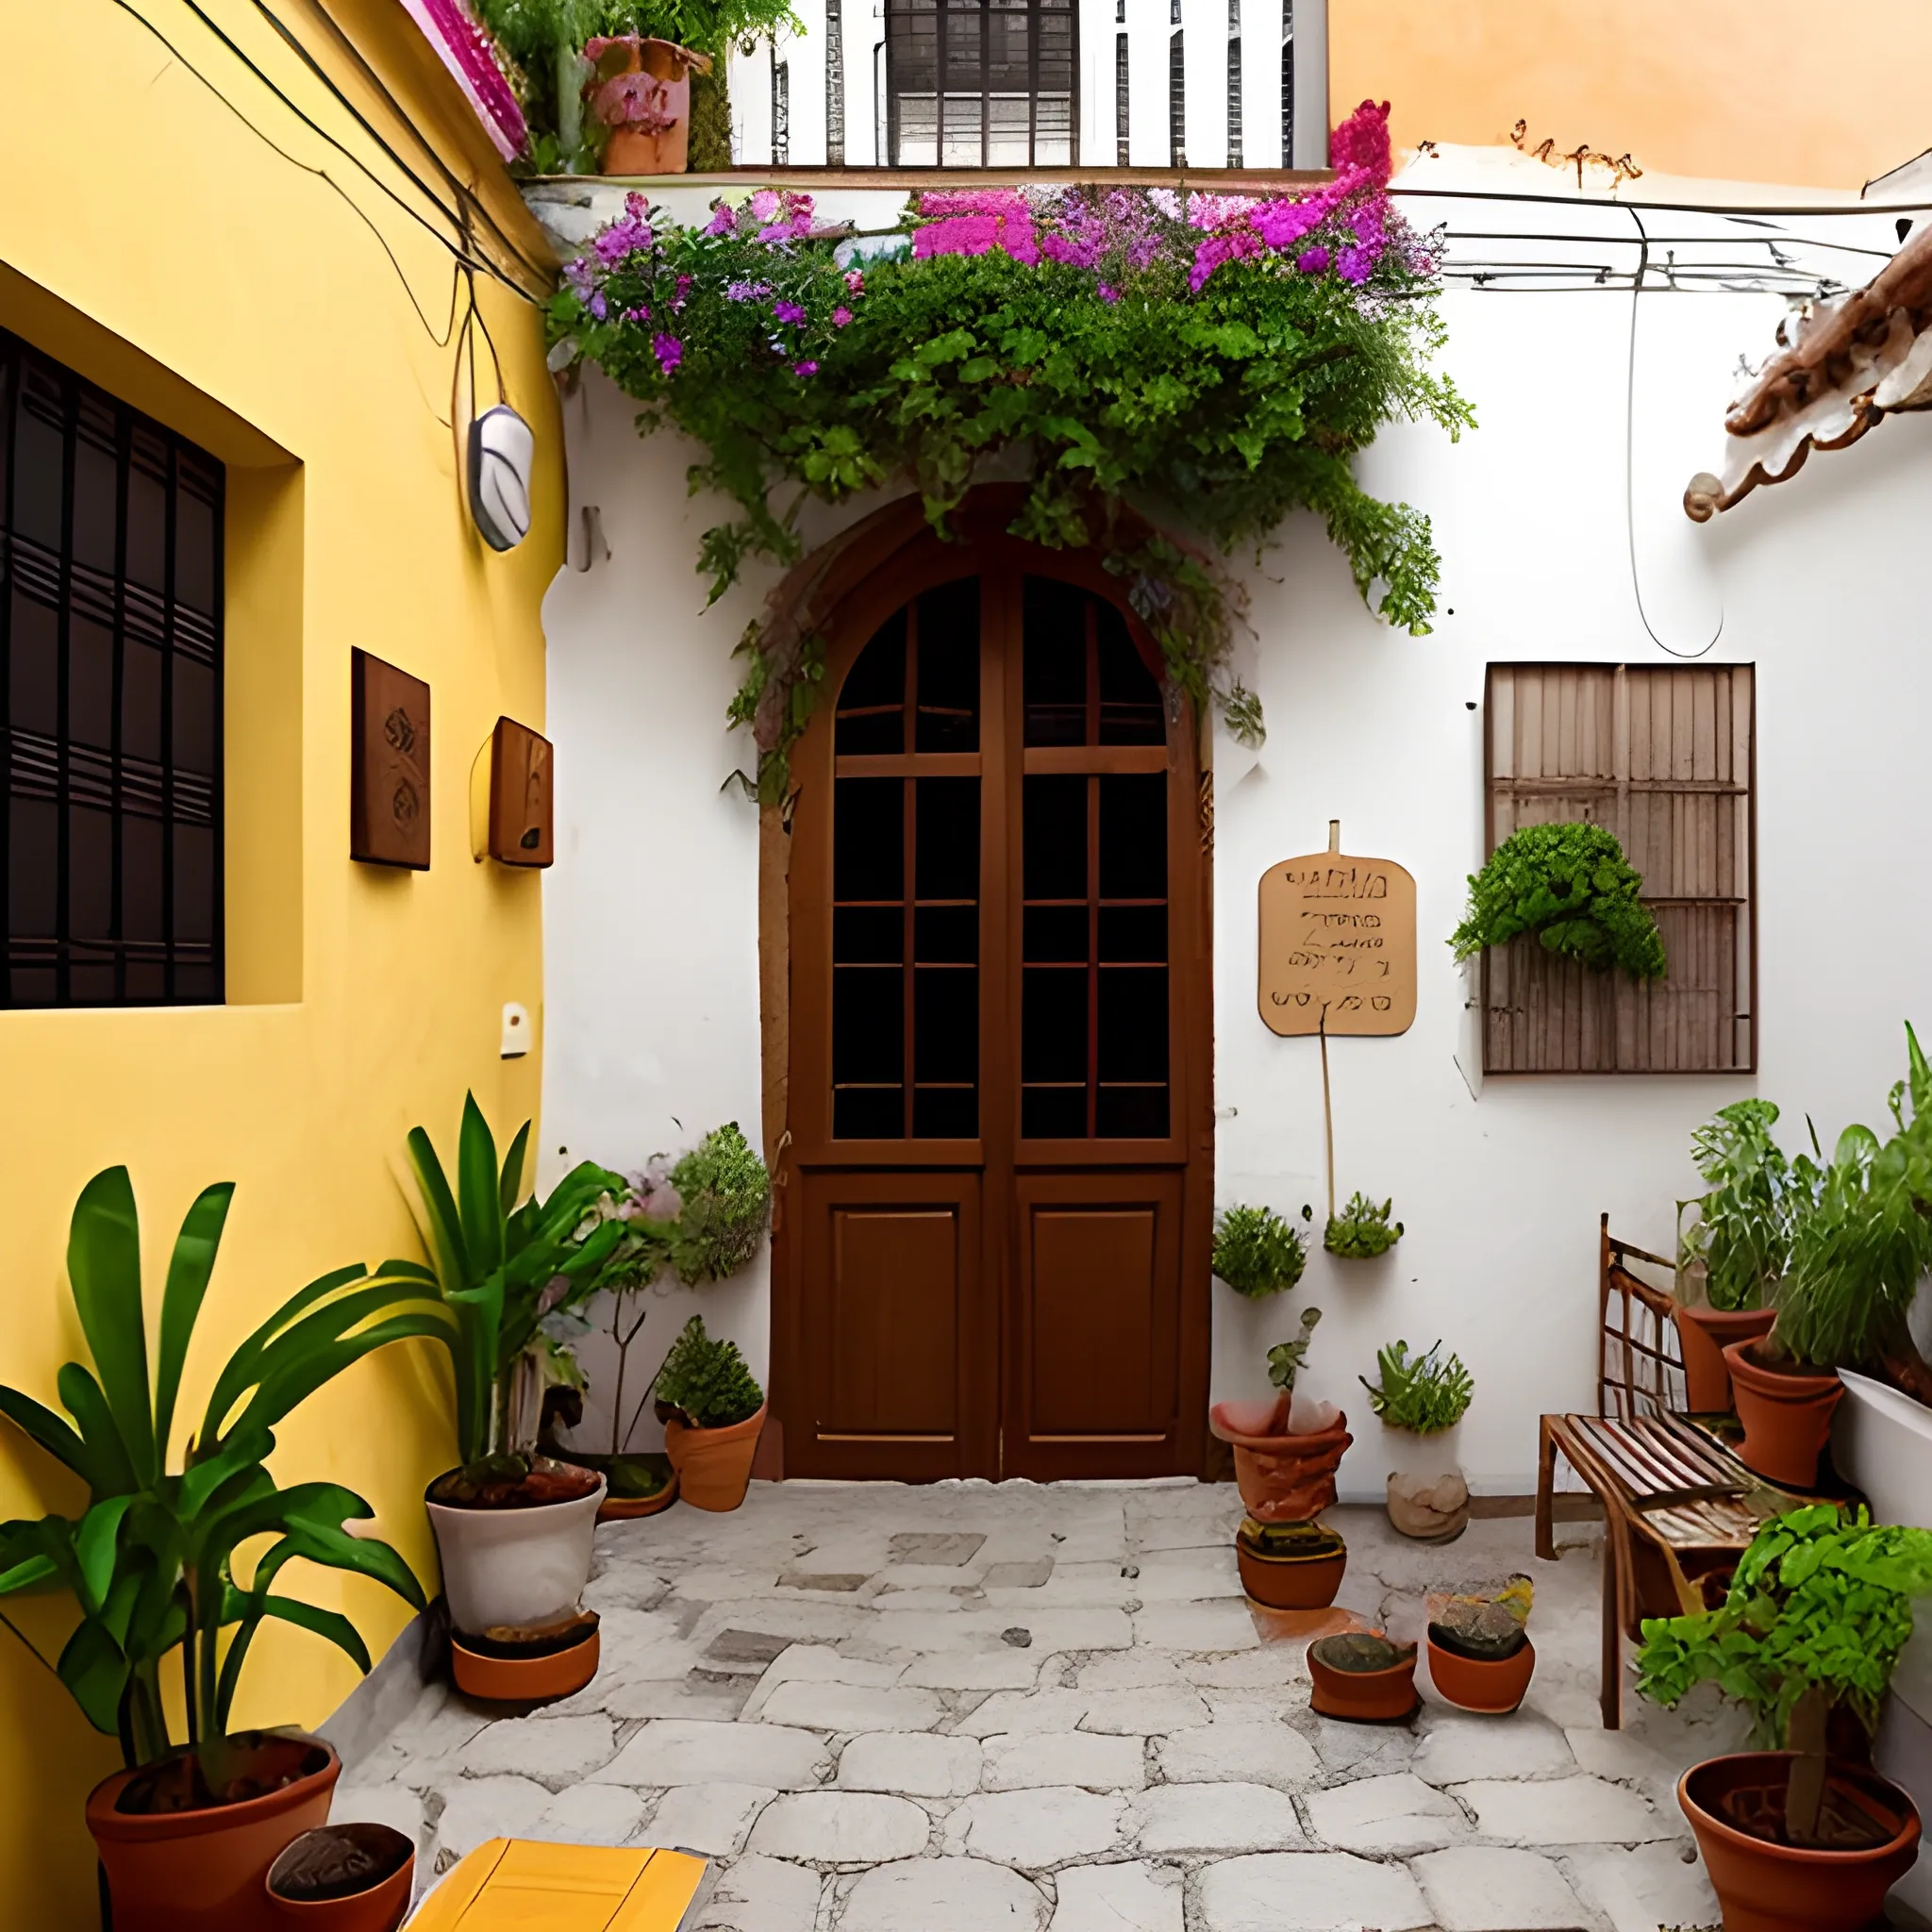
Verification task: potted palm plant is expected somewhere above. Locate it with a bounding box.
[400,1095,629,1691]
[0,1168,440,1930]
[1638,1505,1931,1932]
[652,1315,765,1511]
[1361,1340,1474,1542]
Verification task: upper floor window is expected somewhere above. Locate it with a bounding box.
[885,0,1076,166]
[0,329,224,1007]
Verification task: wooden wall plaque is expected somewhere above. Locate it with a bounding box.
[350,649,430,869]
[1258,825,1417,1037]
[488,717,554,867]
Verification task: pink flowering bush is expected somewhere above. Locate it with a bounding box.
[552,103,1471,801]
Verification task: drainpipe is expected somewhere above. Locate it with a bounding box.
[1289,0,1326,168]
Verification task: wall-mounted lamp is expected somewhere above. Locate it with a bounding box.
[468,404,535,551]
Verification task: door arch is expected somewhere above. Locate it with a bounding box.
[772,521,1212,1480]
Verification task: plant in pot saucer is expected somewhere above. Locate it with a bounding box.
[1324,1191,1403,1260]
[1426,1574,1535,1713]
[401,1094,630,1701]
[651,1316,766,1512]
[0,1167,441,1932]
[1637,1504,1932,1932]
[1674,1100,1803,1414]
[1361,1340,1474,1543]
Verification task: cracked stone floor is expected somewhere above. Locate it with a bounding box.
[334,1481,1754,1932]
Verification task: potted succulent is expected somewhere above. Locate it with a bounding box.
[1426,1575,1535,1713]
[0,1168,440,1930]
[652,1316,766,1510]
[1212,1203,1308,1307]
[401,1095,630,1688]
[1674,1099,1800,1413]
[1638,1505,1932,1932]
[1307,1631,1420,1723]
[1361,1340,1474,1542]
[1324,1191,1403,1259]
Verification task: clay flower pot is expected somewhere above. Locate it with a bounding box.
[662,1401,767,1511]
[589,38,710,176]
[266,1821,414,1930]
[1234,1520,1347,1609]
[450,1615,602,1703]
[1675,1303,1778,1413]
[1679,1752,1921,1932]
[1724,1341,1842,1490]
[87,1731,341,1932]
[1208,1402,1353,1524]
[1426,1635,1536,1714]
[425,1468,605,1639]
[1307,1632,1419,1723]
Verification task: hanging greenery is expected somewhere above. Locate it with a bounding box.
[547,102,1473,801]
[1449,822,1668,980]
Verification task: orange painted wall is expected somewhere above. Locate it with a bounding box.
[1332,0,1932,190]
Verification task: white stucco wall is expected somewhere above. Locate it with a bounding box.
[538,178,1932,1490]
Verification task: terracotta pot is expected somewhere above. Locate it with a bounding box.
[450,1621,602,1702]
[1307,1636,1419,1723]
[598,1471,678,1521]
[1427,1635,1536,1714]
[1208,1404,1353,1524]
[1724,1342,1842,1490]
[88,1732,341,1932]
[425,1471,605,1638]
[1679,1752,1922,1932]
[1235,1527,1347,1609]
[1676,1304,1778,1413]
[662,1402,767,1512]
[266,1822,413,1930]
[593,40,704,176]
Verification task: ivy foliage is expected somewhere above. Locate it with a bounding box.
[667,1122,772,1285]
[1636,1505,1932,1746]
[549,105,1472,800]
[1449,822,1667,980]
[1324,1191,1403,1258]
[653,1314,764,1428]
[1360,1340,1473,1434]
[1211,1203,1309,1299]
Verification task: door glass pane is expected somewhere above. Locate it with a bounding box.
[836,609,907,754]
[914,581,979,750]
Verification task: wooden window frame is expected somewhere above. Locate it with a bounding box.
[1480,661,1757,1077]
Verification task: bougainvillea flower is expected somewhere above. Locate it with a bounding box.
[832,306,853,325]
[773,300,808,325]
[653,333,683,374]
[793,360,819,375]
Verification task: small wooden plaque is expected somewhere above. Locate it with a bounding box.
[1258,839,1417,1037]
[350,649,430,869]
[488,717,554,867]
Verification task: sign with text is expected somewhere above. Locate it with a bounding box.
[1258,845,1417,1037]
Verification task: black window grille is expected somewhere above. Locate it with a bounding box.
[1169,28,1185,165]
[1115,30,1130,164]
[1281,0,1294,163]
[886,0,1077,165]
[0,328,223,1008]
[773,57,791,163]
[826,0,845,164]
[1226,7,1242,167]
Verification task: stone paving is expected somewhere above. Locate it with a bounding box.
[335,1481,1748,1931]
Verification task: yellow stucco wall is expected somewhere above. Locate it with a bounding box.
[0,0,562,1913]
[1333,0,1932,190]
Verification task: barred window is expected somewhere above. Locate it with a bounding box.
[825,0,845,165]
[0,328,223,1008]
[886,0,1076,166]
[1226,26,1242,166]
[1115,30,1130,164]
[1281,0,1294,162]
[773,57,791,163]
[1169,27,1185,164]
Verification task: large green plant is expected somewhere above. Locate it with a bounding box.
[654,1315,763,1428]
[1450,823,1666,980]
[1211,1205,1308,1300]
[402,1094,627,1466]
[1637,1506,1932,1843]
[0,1171,441,1771]
[1361,1341,1473,1434]
[668,1122,771,1285]
[1677,1100,1807,1314]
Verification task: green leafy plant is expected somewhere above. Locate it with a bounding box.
[668,1122,772,1285]
[1212,1205,1308,1299]
[402,1093,629,1468]
[653,1315,763,1428]
[1637,1506,1932,1844]
[1324,1191,1403,1258]
[550,103,1473,800]
[1266,1307,1323,1393]
[1361,1341,1473,1434]
[1449,822,1667,980]
[0,1171,441,1772]
[1677,1100,1807,1313]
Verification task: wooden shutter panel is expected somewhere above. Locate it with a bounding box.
[1482,664,1755,1075]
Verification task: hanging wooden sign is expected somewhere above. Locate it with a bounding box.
[1258,823,1417,1037]
[349,649,431,870]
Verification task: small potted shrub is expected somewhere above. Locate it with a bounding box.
[1674,1099,1799,1412]
[1307,1630,1420,1724]
[1448,820,1668,980]
[584,34,713,175]
[1361,1340,1474,1542]
[1638,1505,1932,1932]
[1324,1191,1403,1259]
[1426,1575,1535,1712]
[1213,1203,1308,1306]
[0,1169,439,1926]
[404,1095,631,1695]
[653,1315,766,1511]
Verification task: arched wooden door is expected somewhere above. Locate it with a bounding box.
[774,528,1211,1480]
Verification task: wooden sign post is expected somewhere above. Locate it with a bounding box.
[1257,823,1417,1038]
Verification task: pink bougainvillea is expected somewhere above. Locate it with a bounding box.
[911,191,1040,266]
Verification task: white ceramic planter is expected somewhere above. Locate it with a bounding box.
[425,1474,606,1637]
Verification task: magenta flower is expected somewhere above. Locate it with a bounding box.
[705,202,737,237]
[624,304,651,322]
[844,269,865,294]
[832,306,853,326]
[773,300,808,325]
[653,333,683,375]
[1296,245,1329,274]
[793,360,819,375]
[1097,284,1121,304]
